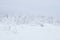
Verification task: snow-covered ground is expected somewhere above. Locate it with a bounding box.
[0,0,60,40]
[0,23,60,40]
[0,16,60,40]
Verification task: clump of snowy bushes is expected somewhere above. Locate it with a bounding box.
[0,14,60,33]
[0,15,60,26]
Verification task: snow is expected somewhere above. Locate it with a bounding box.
[0,0,60,40]
[0,23,60,40]
[0,16,60,40]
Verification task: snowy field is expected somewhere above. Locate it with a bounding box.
[0,0,60,40]
[0,16,60,40]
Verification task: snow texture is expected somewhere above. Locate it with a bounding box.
[0,16,60,40]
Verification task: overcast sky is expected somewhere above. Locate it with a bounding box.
[0,0,60,19]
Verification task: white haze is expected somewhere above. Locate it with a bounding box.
[0,0,60,18]
[0,0,60,40]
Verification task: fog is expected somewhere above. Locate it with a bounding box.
[0,0,60,19]
[0,0,60,40]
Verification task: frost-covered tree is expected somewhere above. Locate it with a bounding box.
[46,16,53,24]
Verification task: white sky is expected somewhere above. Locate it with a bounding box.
[0,0,60,19]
